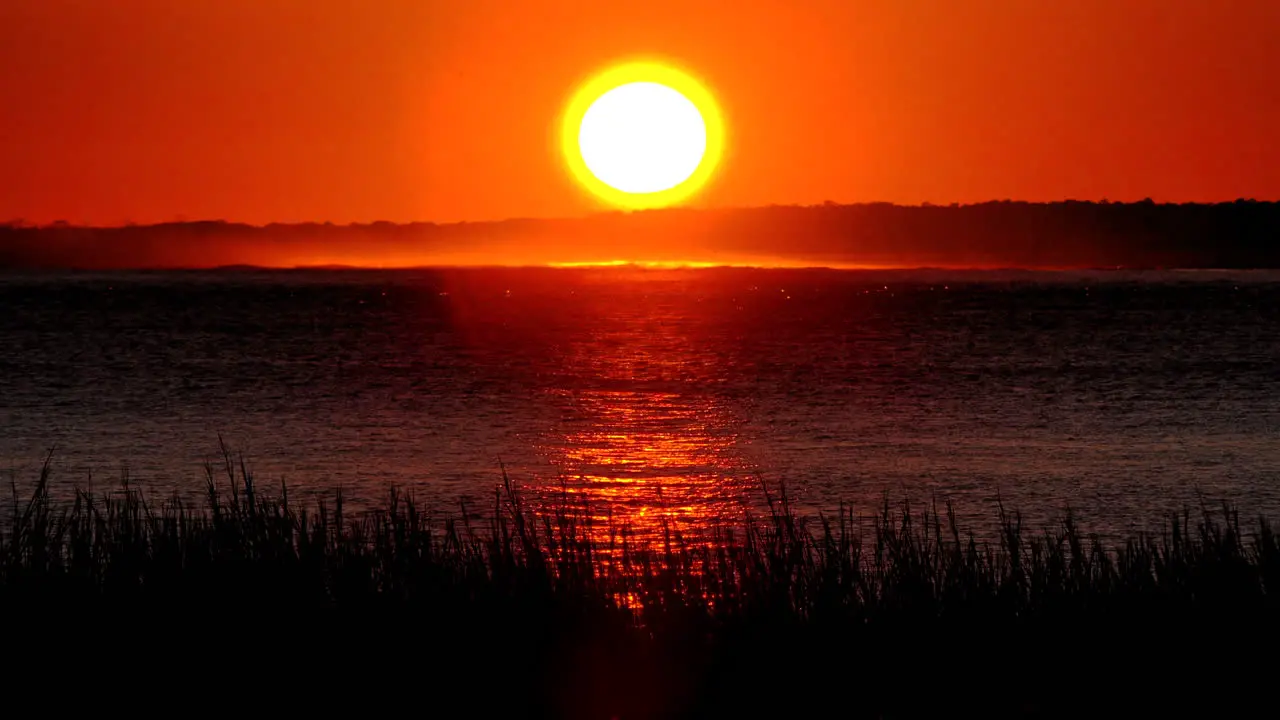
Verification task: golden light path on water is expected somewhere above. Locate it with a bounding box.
[544,390,748,546]
[531,289,755,555]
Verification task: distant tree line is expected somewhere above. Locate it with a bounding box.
[2,200,1278,269]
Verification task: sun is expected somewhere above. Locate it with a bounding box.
[561,62,725,209]
[579,82,705,194]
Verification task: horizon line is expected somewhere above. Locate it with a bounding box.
[7,261,1277,274]
[4,197,1278,231]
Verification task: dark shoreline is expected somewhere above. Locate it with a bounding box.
[5,200,1280,270]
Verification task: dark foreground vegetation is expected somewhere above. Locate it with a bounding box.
[4,457,1278,717]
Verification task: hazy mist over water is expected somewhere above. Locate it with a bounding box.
[2,267,1278,539]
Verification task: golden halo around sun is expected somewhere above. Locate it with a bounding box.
[561,61,725,209]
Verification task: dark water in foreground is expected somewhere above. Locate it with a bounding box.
[1,267,1278,539]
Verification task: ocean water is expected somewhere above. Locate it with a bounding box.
[1,267,1278,539]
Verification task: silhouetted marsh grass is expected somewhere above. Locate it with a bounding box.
[4,450,1278,717]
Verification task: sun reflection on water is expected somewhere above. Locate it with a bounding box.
[533,295,755,552]
[545,389,750,545]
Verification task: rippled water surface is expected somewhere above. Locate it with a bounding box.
[2,268,1278,538]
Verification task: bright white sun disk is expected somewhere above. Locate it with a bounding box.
[577,82,707,194]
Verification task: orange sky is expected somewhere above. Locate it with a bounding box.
[2,0,1277,226]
